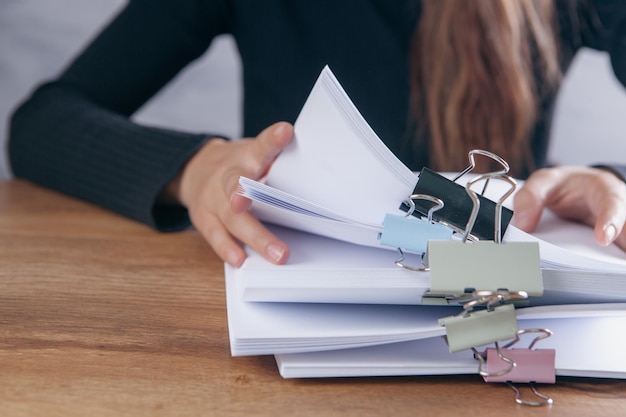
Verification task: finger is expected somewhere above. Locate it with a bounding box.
[230,193,252,213]
[192,211,247,267]
[512,169,558,232]
[589,174,626,246]
[223,209,290,265]
[191,191,289,265]
[613,228,626,252]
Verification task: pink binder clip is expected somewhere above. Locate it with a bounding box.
[482,328,556,406]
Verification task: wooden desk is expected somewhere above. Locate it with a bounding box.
[0,179,624,416]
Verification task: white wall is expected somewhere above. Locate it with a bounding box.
[0,0,242,179]
[0,1,624,179]
[549,49,626,166]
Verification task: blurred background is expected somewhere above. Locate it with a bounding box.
[1,0,625,179]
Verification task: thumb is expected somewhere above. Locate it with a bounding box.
[231,122,293,213]
[253,121,294,170]
[512,176,553,232]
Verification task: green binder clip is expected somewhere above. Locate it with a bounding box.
[438,299,519,354]
[422,173,543,304]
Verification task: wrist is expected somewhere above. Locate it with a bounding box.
[159,172,183,205]
[159,137,221,206]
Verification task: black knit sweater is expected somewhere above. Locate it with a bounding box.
[9,0,626,231]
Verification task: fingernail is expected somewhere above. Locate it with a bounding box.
[266,242,286,263]
[226,250,244,267]
[603,223,617,246]
[274,123,285,136]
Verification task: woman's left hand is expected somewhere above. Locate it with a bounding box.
[513,166,626,251]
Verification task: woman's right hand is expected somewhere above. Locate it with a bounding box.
[168,122,294,267]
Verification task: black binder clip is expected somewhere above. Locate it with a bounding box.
[402,149,514,241]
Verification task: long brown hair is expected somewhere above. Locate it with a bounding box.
[411,0,562,176]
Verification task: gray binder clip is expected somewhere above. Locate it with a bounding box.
[422,173,543,304]
[438,296,520,354]
[378,194,453,271]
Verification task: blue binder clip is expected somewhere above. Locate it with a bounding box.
[378,194,453,271]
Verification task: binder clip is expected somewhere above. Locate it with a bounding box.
[378,194,453,271]
[402,149,514,241]
[481,328,556,406]
[422,173,543,305]
[438,293,522,354]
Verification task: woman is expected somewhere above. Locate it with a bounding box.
[9,0,626,266]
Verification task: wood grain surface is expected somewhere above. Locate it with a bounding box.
[0,179,624,417]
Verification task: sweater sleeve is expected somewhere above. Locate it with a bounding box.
[8,0,233,231]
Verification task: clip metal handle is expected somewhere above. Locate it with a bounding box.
[462,173,517,244]
[507,382,554,407]
[451,149,511,183]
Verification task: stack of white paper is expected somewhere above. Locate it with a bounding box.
[226,65,626,381]
[226,259,626,356]
[226,264,626,378]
